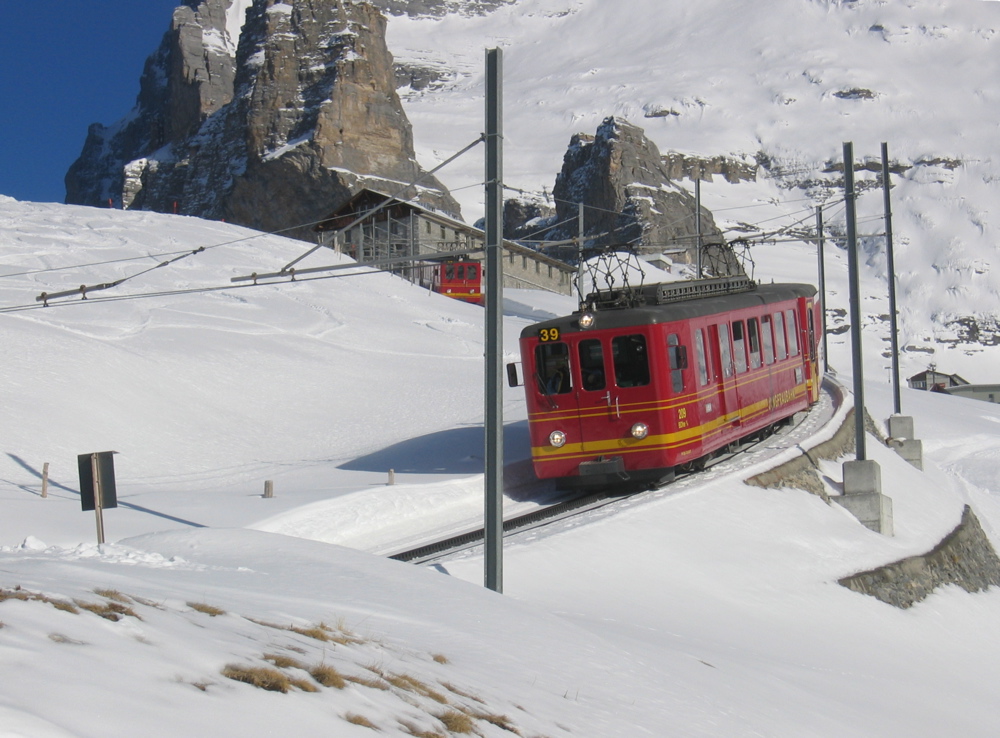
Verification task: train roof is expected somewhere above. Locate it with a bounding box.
[520,281,817,338]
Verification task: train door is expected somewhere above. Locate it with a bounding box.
[804,299,821,402]
[710,322,739,435]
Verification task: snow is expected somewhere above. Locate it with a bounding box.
[4,0,1000,733]
[2,188,1000,736]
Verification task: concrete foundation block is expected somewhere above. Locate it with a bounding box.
[837,459,893,535]
[888,438,924,471]
[843,459,882,495]
[887,414,915,440]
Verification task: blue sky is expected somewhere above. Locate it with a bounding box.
[0,2,182,204]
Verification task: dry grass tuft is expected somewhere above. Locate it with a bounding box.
[310,664,347,689]
[263,653,306,670]
[437,710,476,734]
[93,588,131,603]
[221,664,291,693]
[473,712,522,735]
[345,673,391,691]
[187,601,226,617]
[372,669,448,704]
[399,720,446,738]
[431,653,450,665]
[442,682,486,704]
[289,676,319,693]
[75,599,140,621]
[1,587,79,614]
[344,712,378,729]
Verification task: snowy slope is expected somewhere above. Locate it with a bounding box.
[2,197,1000,736]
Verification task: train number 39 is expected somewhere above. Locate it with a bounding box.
[539,328,560,342]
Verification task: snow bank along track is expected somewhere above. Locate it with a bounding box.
[388,376,847,565]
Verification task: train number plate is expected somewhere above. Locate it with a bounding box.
[538,328,560,342]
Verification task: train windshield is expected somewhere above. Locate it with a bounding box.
[578,339,606,391]
[612,334,650,388]
[535,342,572,395]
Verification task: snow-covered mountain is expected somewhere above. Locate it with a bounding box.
[387,0,1000,375]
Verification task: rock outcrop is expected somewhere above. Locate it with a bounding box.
[66,0,460,241]
[543,117,740,274]
[839,505,1000,609]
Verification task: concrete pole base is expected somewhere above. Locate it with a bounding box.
[836,459,894,535]
[886,415,923,470]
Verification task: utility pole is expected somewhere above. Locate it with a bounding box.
[483,47,504,593]
[695,178,703,279]
[576,202,585,304]
[844,142,866,462]
[881,142,901,415]
[835,142,892,535]
[816,205,829,373]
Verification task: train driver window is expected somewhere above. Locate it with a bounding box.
[445,264,455,280]
[761,316,775,365]
[732,321,748,373]
[774,312,787,360]
[717,324,734,378]
[467,264,478,280]
[786,309,800,357]
[578,339,606,391]
[747,318,762,370]
[612,334,650,388]
[694,329,709,386]
[534,342,572,395]
[667,334,687,393]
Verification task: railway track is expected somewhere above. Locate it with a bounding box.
[387,378,843,565]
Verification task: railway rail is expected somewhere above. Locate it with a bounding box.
[388,376,843,565]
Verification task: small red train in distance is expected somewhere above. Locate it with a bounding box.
[508,276,822,490]
[433,259,483,305]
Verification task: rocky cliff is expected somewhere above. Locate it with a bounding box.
[543,117,740,275]
[65,0,460,241]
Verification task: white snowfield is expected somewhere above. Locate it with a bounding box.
[2,196,1000,736]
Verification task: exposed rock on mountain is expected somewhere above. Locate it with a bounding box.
[544,117,740,275]
[65,0,460,241]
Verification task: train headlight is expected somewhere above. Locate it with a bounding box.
[549,430,567,448]
[578,313,595,329]
[630,422,649,440]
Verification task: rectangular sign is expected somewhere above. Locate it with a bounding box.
[78,452,118,511]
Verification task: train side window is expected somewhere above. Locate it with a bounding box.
[717,323,734,378]
[612,334,650,388]
[747,318,762,370]
[578,339,606,391]
[534,342,572,395]
[667,333,687,393]
[761,316,775,365]
[732,321,748,374]
[786,309,800,357]
[694,329,709,386]
[774,312,787,360]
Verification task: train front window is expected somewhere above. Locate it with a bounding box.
[467,264,478,280]
[578,339,606,391]
[612,334,650,388]
[534,342,572,395]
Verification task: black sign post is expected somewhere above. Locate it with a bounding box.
[78,451,118,544]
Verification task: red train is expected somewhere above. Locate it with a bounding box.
[432,259,482,304]
[510,276,822,489]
